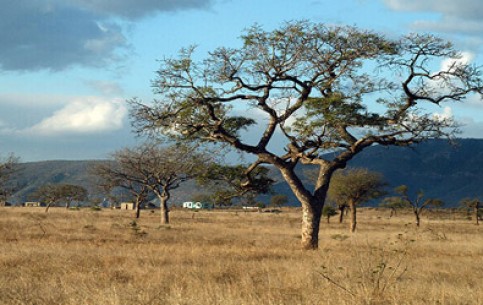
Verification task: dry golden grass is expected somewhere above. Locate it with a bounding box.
[0,207,481,305]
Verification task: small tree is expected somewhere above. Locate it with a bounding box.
[0,153,20,203]
[32,184,88,212]
[105,143,209,224]
[459,198,481,225]
[270,194,288,208]
[379,198,409,218]
[328,168,386,232]
[322,205,338,223]
[383,185,444,227]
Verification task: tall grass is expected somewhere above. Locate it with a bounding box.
[0,207,481,305]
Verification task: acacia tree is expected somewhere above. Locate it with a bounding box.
[105,144,209,224]
[383,185,444,227]
[129,21,483,249]
[327,168,386,232]
[322,205,338,223]
[196,163,273,206]
[270,194,288,208]
[32,184,88,212]
[459,198,481,225]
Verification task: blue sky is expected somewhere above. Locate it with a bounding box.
[0,0,482,161]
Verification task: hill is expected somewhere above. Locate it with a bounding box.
[8,138,483,207]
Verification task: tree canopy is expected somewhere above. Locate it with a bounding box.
[328,168,386,231]
[129,21,483,249]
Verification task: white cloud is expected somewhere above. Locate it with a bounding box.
[440,52,474,72]
[25,97,128,136]
[433,106,453,121]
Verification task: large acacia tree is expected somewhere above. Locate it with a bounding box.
[130,21,483,249]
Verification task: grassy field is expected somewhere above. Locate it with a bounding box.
[0,207,481,305]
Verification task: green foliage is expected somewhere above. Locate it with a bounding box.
[322,206,338,218]
[328,168,386,207]
[196,163,274,206]
[31,184,88,206]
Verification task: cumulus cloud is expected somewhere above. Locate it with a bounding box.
[384,0,483,45]
[25,97,128,135]
[0,0,214,71]
[433,106,454,121]
[440,51,475,73]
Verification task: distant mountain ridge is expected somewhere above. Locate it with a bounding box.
[8,138,483,207]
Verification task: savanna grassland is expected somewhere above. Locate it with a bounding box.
[0,207,481,305]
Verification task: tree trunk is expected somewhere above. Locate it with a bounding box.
[278,164,334,250]
[475,205,479,226]
[326,216,330,223]
[160,195,169,224]
[135,200,141,219]
[301,204,322,250]
[349,201,357,233]
[390,207,396,218]
[339,205,346,223]
[414,210,420,227]
[45,203,51,213]
[159,190,170,225]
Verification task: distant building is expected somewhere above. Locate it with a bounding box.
[120,202,135,210]
[182,201,213,209]
[24,202,45,207]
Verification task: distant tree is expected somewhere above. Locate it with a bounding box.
[328,168,386,232]
[129,21,483,249]
[379,198,409,218]
[383,185,444,227]
[196,163,273,207]
[92,161,150,218]
[0,153,20,203]
[459,198,481,225]
[322,205,338,223]
[270,194,288,208]
[104,143,209,224]
[32,184,88,212]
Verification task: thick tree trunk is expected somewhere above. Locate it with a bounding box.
[160,195,170,225]
[349,201,357,233]
[301,204,323,250]
[279,166,331,250]
[45,203,51,213]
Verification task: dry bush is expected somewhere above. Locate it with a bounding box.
[0,207,482,305]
